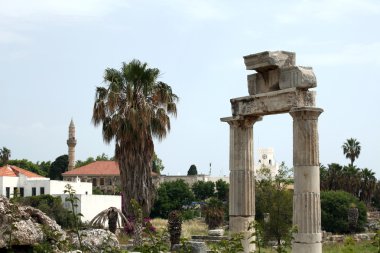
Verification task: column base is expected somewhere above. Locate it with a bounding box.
[229,216,255,253]
[292,242,322,253]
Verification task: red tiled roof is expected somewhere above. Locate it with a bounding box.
[62,161,159,177]
[63,161,120,176]
[0,165,45,178]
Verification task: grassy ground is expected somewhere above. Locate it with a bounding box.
[122,218,380,252]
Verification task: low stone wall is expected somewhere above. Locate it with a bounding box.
[322,231,376,244]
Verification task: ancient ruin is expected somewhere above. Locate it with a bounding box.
[221,51,323,253]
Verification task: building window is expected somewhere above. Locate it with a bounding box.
[269,159,272,165]
[13,187,18,198]
[6,187,10,198]
[100,178,104,186]
[92,178,97,187]
[20,187,24,197]
[108,178,112,185]
[40,187,45,195]
[32,187,36,196]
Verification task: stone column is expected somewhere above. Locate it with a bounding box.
[290,107,323,253]
[222,116,261,253]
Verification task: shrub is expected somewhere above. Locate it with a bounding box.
[192,181,215,201]
[203,198,224,229]
[151,180,194,219]
[321,190,367,233]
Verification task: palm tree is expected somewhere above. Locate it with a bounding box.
[0,147,11,165]
[360,168,376,205]
[92,59,178,216]
[342,138,361,166]
[90,207,129,234]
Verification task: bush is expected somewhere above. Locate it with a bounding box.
[321,190,367,233]
[151,180,195,219]
[203,197,224,229]
[192,181,215,201]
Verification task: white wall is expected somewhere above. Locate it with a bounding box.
[49,180,92,195]
[57,194,121,222]
[0,176,92,197]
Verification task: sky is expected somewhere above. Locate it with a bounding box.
[1,0,380,177]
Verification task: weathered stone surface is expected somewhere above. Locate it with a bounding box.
[231,88,316,116]
[171,241,207,253]
[244,51,295,71]
[279,66,317,90]
[68,229,120,252]
[0,196,66,250]
[247,69,280,95]
[208,229,224,236]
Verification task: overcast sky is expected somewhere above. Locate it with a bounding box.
[1,0,379,177]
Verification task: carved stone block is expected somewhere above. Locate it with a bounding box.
[248,69,280,95]
[280,66,317,90]
[244,51,295,71]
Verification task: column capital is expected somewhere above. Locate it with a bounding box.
[290,107,323,120]
[221,115,262,128]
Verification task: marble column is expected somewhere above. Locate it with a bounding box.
[223,116,262,253]
[290,107,323,253]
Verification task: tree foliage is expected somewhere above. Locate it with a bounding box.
[152,153,164,174]
[255,163,293,246]
[321,190,367,233]
[92,59,178,216]
[4,159,49,176]
[320,163,376,206]
[151,180,194,218]
[49,155,68,180]
[215,179,229,202]
[187,164,198,176]
[191,181,215,201]
[0,146,11,165]
[342,138,361,166]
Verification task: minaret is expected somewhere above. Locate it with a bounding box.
[67,119,77,171]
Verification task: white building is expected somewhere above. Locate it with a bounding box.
[255,148,279,180]
[0,165,121,222]
[0,165,92,198]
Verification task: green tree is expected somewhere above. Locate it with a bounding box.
[255,163,293,247]
[192,181,215,201]
[215,179,229,202]
[187,164,198,175]
[321,190,367,233]
[342,138,361,166]
[151,180,194,218]
[75,156,95,168]
[0,146,11,165]
[360,168,376,205]
[152,152,165,174]
[92,60,178,216]
[49,155,68,180]
[7,159,47,176]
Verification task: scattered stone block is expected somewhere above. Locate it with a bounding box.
[208,229,224,236]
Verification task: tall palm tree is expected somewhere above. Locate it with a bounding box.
[0,147,11,165]
[92,59,178,216]
[342,138,361,166]
[360,168,376,205]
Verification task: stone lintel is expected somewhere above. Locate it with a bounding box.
[243,51,296,72]
[231,88,316,117]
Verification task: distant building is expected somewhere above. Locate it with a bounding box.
[62,161,159,194]
[159,174,229,186]
[255,148,279,180]
[0,165,91,198]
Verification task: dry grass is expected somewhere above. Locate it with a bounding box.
[151,218,208,239]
